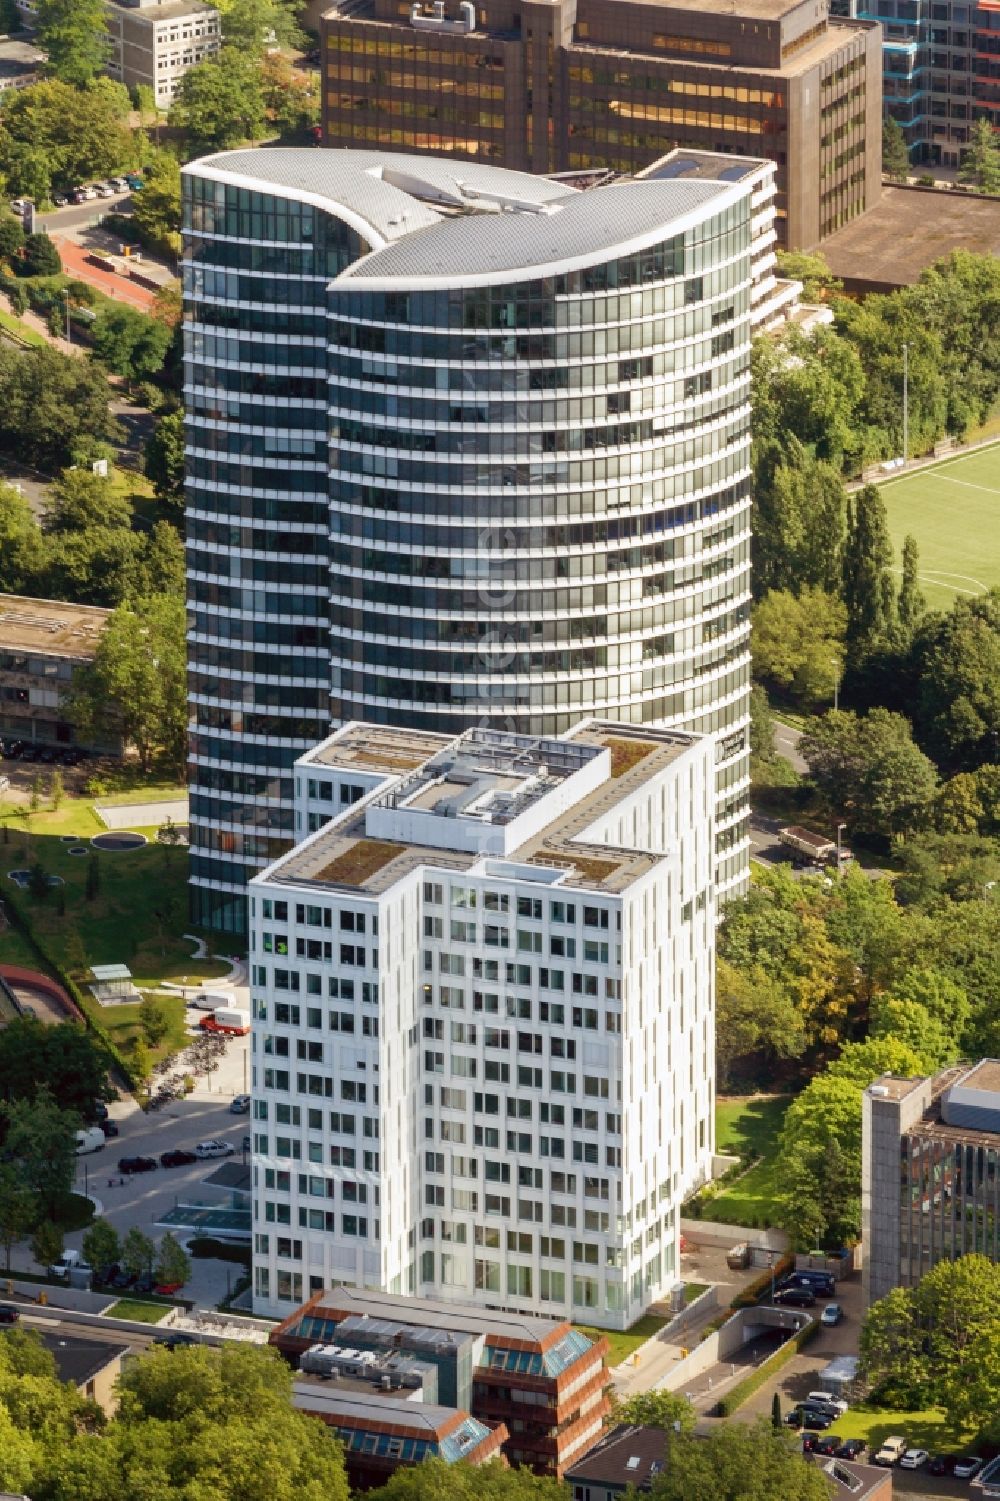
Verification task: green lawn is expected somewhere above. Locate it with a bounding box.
[0,308,48,348]
[836,1403,975,1457]
[700,1095,793,1228]
[879,442,1000,611]
[575,1314,668,1367]
[0,793,227,1070]
[104,1299,172,1325]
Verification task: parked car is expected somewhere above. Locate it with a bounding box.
[774,1286,816,1307]
[155,1281,183,1296]
[927,1455,957,1476]
[153,1331,196,1349]
[48,1250,86,1279]
[872,1436,908,1467]
[125,174,144,190]
[111,1268,137,1289]
[820,1302,844,1326]
[801,1433,822,1453]
[9,198,31,215]
[837,1440,866,1460]
[96,1264,120,1287]
[814,1436,842,1457]
[52,193,68,207]
[194,1139,235,1158]
[242,1134,251,1152]
[954,1456,984,1479]
[0,1305,20,1324]
[118,1155,157,1174]
[134,1271,156,1295]
[160,1149,197,1168]
[94,182,114,198]
[784,1269,836,1296]
[229,1094,251,1114]
[899,1449,929,1470]
[100,1120,120,1138]
[786,1407,833,1431]
[806,1392,848,1416]
[109,176,129,191]
[92,1102,109,1121]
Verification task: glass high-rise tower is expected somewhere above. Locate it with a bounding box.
[182,148,755,932]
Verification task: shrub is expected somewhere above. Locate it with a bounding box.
[715,1319,820,1415]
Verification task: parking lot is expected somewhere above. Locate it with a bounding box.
[8,1001,252,1309]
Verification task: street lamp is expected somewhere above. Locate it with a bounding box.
[830,659,840,711]
[836,822,847,870]
[902,340,909,464]
[63,290,71,345]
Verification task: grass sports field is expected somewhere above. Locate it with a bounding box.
[879,443,1000,611]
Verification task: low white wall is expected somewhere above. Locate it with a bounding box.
[682,1219,790,1252]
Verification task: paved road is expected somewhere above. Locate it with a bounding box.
[773,720,808,773]
[7,1001,251,1309]
[35,195,132,237]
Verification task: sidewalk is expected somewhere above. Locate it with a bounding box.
[53,235,157,311]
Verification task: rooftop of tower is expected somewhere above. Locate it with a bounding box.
[184,147,743,286]
[256,720,701,898]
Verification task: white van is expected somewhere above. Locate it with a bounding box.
[75,1126,106,1154]
[191,990,230,1010]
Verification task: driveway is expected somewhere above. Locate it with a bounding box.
[7,1007,251,1309]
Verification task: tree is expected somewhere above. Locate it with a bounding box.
[35,0,109,86]
[613,1390,696,1435]
[0,1164,36,1270]
[648,1417,830,1501]
[130,1040,153,1094]
[169,48,266,153]
[221,0,305,52]
[154,1232,190,1289]
[42,467,132,536]
[0,342,118,471]
[18,231,61,278]
[843,484,896,664]
[0,481,44,593]
[130,154,181,256]
[715,958,805,1085]
[0,77,137,191]
[122,1227,156,1279]
[68,594,186,774]
[30,1218,63,1273]
[0,1015,112,1121]
[775,249,842,303]
[90,303,172,381]
[82,1218,121,1272]
[771,1391,782,1430]
[4,1087,79,1217]
[752,587,846,710]
[0,212,24,262]
[911,588,1000,773]
[800,707,938,842]
[937,771,985,834]
[48,767,64,811]
[144,408,185,513]
[960,117,1000,194]
[367,1458,564,1501]
[138,997,169,1048]
[882,116,910,181]
[749,684,775,764]
[262,50,320,134]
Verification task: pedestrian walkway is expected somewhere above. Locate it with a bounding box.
[94,797,188,830]
[53,235,157,311]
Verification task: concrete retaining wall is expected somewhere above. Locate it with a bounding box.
[654,1305,807,1394]
[2,1280,115,1316]
[0,965,83,1022]
[681,1219,790,1252]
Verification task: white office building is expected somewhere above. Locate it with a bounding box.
[248,718,716,1328]
[183,146,758,933]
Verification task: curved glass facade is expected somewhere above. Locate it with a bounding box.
[183,155,753,930]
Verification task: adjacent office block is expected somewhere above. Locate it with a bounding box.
[320,0,882,248]
[183,148,757,929]
[862,1060,1000,1306]
[275,1285,611,1474]
[248,719,716,1328]
[836,0,991,164]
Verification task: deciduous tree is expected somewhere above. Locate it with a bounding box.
[35,0,109,86]
[169,48,266,153]
[154,1232,190,1289]
[4,1087,79,1218]
[82,1218,121,1272]
[960,117,1000,194]
[800,706,937,842]
[752,587,846,710]
[649,1417,830,1501]
[613,1390,696,1435]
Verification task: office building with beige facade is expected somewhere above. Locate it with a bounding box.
[863,1060,1000,1306]
[320,0,882,248]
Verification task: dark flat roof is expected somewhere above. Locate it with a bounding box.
[566,1425,667,1488]
[39,1332,129,1388]
[820,185,1000,287]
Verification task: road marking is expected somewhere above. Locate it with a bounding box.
[935,474,1000,498]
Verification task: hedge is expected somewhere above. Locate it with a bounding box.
[715,1318,820,1416]
[1,882,139,1091]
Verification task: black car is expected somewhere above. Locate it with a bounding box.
[0,1305,20,1324]
[801,1433,822,1453]
[814,1436,842,1457]
[786,1408,833,1431]
[5,741,23,759]
[153,1332,197,1350]
[96,1263,120,1287]
[134,1271,156,1295]
[118,1155,157,1174]
[837,1440,866,1461]
[927,1455,957,1476]
[784,1269,836,1296]
[111,1268,137,1289]
[92,1102,109,1121]
[774,1286,817,1308]
[160,1149,197,1168]
[100,1120,119,1138]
